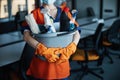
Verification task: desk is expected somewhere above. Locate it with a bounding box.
[0,31,25,67]
[0,42,25,67]
[80,23,98,31]
[77,17,96,26]
[0,31,23,47]
[79,17,120,39]
[77,17,119,31]
[79,17,119,32]
[0,17,119,67]
[80,29,95,39]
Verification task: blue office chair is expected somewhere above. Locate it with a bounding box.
[70,23,104,80]
[103,19,120,64]
[14,11,27,31]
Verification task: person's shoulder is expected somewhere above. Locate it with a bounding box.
[31,6,44,12]
[31,8,41,13]
[63,6,70,12]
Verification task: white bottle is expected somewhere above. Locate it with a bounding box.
[41,8,56,33]
[25,13,40,34]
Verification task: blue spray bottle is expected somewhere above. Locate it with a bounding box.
[69,10,78,31]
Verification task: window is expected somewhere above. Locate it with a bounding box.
[0,0,8,18]
[27,0,35,13]
[4,5,8,13]
[12,0,26,16]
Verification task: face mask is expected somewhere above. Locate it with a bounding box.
[41,0,56,5]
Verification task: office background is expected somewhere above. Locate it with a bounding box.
[0,0,120,80]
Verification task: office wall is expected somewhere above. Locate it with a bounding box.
[103,0,117,18]
[75,0,100,18]
[67,0,72,10]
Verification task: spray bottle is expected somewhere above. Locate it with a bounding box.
[69,9,78,31]
[41,7,56,33]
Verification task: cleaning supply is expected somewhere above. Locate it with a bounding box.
[25,13,40,34]
[69,9,78,31]
[41,7,56,33]
[71,9,78,20]
[60,10,70,31]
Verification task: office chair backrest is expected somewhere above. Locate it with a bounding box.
[87,7,95,17]
[107,19,120,44]
[15,11,27,26]
[94,23,104,51]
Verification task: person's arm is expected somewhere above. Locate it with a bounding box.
[23,30,39,49]
[23,8,46,48]
[67,11,79,27]
[56,30,80,64]
[62,7,81,33]
[23,30,60,62]
[73,30,80,45]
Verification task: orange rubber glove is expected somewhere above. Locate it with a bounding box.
[35,43,47,55]
[56,42,77,64]
[35,43,61,62]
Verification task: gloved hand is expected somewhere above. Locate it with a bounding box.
[56,42,77,64]
[42,48,60,62]
[35,43,60,62]
[35,43,47,55]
